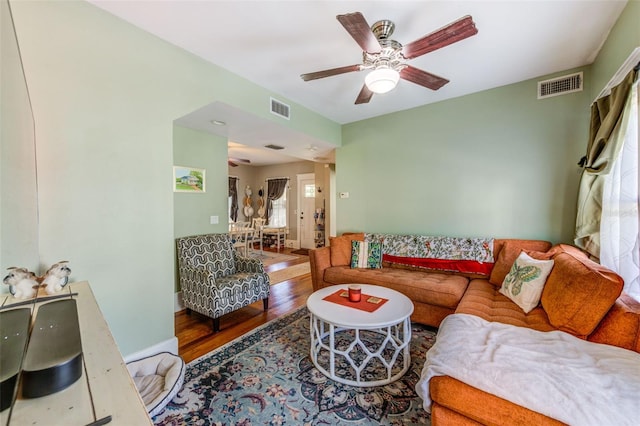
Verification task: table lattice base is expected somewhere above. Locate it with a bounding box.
[309,314,411,387]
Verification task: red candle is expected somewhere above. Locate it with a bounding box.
[348,284,361,302]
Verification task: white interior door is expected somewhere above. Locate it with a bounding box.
[298,173,316,249]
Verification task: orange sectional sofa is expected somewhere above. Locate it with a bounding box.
[309,233,640,425]
[310,233,553,328]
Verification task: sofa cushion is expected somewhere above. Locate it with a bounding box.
[323,266,468,309]
[350,240,382,269]
[456,280,555,331]
[499,252,555,314]
[489,239,553,286]
[541,247,624,337]
[329,233,364,266]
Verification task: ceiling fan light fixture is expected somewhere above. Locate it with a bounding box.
[365,67,399,94]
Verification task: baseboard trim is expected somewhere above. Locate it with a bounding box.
[175,291,184,312]
[124,336,179,362]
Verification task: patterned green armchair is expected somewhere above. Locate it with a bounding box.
[176,233,270,332]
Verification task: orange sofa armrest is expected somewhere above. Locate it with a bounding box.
[309,246,332,291]
[588,293,640,353]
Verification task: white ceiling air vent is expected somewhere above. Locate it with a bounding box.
[270,97,290,120]
[537,72,583,99]
[264,144,285,150]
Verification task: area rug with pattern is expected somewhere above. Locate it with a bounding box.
[268,262,310,285]
[250,252,297,267]
[154,307,436,425]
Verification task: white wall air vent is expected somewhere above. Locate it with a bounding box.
[538,72,583,99]
[270,97,290,120]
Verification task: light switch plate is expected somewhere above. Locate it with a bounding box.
[339,192,349,199]
[210,215,219,224]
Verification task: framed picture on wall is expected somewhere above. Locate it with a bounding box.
[173,166,205,192]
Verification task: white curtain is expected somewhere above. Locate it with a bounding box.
[600,79,639,301]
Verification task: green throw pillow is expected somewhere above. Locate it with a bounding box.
[351,241,383,269]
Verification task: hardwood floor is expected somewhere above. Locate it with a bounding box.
[175,248,313,363]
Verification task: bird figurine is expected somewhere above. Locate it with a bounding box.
[41,261,71,295]
[3,267,38,299]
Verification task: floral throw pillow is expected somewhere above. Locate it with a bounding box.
[351,241,383,269]
[499,251,554,313]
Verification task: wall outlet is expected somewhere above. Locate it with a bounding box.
[210,215,219,224]
[339,192,349,199]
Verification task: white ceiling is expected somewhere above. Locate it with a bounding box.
[89,0,627,164]
[174,101,336,166]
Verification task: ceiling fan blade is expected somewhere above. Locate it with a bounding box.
[336,12,381,53]
[400,66,449,90]
[402,15,478,59]
[355,84,374,104]
[301,64,362,81]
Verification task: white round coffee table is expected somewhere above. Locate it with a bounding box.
[306,284,414,387]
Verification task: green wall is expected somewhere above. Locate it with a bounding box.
[339,68,591,243]
[1,0,39,275]
[11,0,340,356]
[590,0,640,97]
[173,125,229,238]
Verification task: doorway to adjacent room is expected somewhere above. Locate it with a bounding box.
[297,173,316,250]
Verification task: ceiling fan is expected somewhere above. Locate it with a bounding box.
[228,157,251,167]
[300,12,478,104]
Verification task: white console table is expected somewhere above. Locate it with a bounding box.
[0,281,151,425]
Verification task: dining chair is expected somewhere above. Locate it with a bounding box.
[230,221,251,256]
[246,218,266,254]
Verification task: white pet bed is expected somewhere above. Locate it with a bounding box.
[127,352,185,417]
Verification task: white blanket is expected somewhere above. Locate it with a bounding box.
[416,314,640,425]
